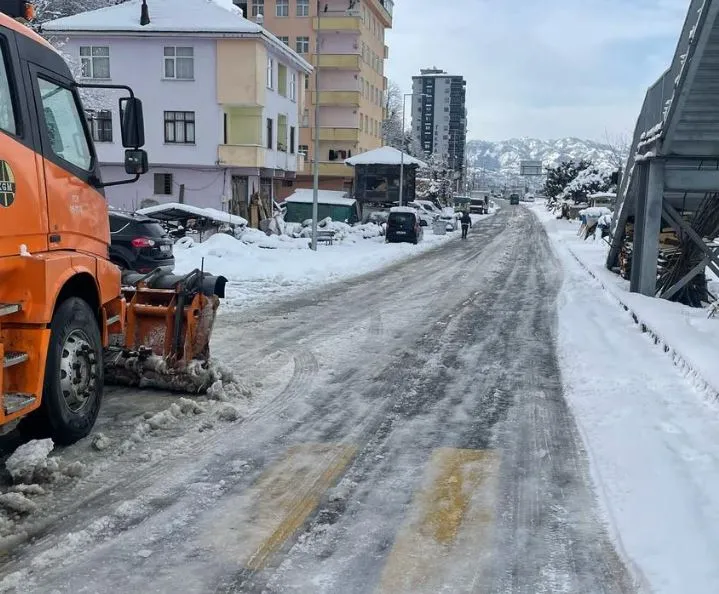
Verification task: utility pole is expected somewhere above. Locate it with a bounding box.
[310,0,321,251]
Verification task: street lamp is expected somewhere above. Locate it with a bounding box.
[310,0,322,251]
[399,92,425,207]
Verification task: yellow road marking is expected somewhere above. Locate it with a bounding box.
[377,448,500,594]
[200,442,356,571]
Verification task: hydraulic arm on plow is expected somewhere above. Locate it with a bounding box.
[0,4,228,444]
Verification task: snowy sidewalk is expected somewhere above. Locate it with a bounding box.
[531,203,719,594]
[534,204,719,398]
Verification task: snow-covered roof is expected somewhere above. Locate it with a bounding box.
[588,192,617,199]
[390,206,418,214]
[136,202,248,226]
[40,0,312,72]
[345,147,428,168]
[283,189,356,206]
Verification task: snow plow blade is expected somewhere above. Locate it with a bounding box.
[104,268,228,393]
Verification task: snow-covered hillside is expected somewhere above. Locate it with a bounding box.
[467,137,628,188]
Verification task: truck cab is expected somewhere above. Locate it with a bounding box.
[0,7,147,441]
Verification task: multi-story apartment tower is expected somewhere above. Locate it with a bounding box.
[411,68,467,175]
[239,0,393,198]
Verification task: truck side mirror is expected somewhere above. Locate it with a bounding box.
[119,97,145,148]
[125,149,148,175]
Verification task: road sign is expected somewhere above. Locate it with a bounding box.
[520,160,543,176]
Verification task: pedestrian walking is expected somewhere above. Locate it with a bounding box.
[460,210,472,239]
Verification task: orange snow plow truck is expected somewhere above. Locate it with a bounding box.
[0,3,227,444]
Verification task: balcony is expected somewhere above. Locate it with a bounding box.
[310,54,361,70]
[218,144,266,168]
[303,160,352,177]
[312,90,361,106]
[368,0,393,27]
[312,16,362,32]
[311,127,360,142]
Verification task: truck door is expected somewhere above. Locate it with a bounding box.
[0,27,49,258]
[28,63,109,258]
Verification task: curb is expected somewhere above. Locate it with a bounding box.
[563,243,719,402]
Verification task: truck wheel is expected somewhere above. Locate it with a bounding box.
[36,298,103,445]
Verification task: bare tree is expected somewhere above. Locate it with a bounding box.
[33,0,127,23]
[603,130,631,170]
[382,80,404,149]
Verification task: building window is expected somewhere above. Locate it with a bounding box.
[296,36,309,54]
[296,0,309,16]
[164,46,194,79]
[290,126,295,153]
[164,111,195,144]
[289,73,297,101]
[80,46,110,79]
[266,117,273,149]
[154,173,173,195]
[278,36,289,45]
[278,63,288,96]
[251,0,263,16]
[276,0,288,16]
[298,144,308,155]
[267,57,274,89]
[86,109,112,142]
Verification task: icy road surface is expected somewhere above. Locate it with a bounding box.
[0,206,634,593]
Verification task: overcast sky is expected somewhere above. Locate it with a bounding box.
[385,0,689,142]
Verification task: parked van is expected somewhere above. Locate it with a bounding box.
[509,193,520,205]
[386,207,424,244]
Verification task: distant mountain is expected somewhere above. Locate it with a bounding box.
[466,137,628,189]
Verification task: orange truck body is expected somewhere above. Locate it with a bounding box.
[0,11,127,428]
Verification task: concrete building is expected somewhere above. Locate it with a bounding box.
[240,0,393,199]
[411,68,467,175]
[41,0,312,217]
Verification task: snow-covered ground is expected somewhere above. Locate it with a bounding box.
[530,201,719,594]
[173,213,494,306]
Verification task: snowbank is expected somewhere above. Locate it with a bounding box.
[173,225,457,306]
[531,200,719,594]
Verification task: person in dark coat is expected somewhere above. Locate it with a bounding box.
[460,210,472,239]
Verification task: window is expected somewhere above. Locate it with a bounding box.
[276,0,288,16]
[266,117,273,149]
[251,0,263,16]
[38,78,91,170]
[0,43,17,135]
[296,36,309,54]
[86,109,112,142]
[296,0,309,16]
[298,144,308,155]
[278,114,288,151]
[164,111,195,144]
[290,126,295,153]
[164,46,194,80]
[154,173,173,195]
[278,36,289,45]
[289,72,297,101]
[267,57,274,88]
[278,63,288,96]
[80,46,110,79]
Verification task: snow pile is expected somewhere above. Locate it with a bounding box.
[5,439,57,485]
[173,224,456,305]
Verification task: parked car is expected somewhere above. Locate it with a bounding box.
[509,193,521,205]
[109,211,175,273]
[386,207,424,244]
[414,199,443,217]
[407,201,438,226]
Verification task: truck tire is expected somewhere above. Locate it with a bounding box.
[35,298,104,445]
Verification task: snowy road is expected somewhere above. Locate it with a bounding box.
[0,206,634,593]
